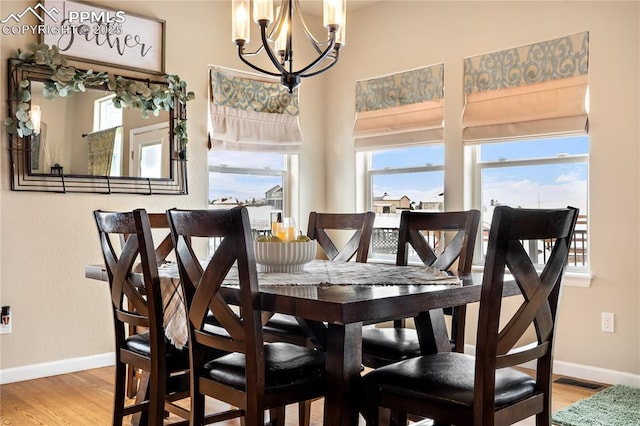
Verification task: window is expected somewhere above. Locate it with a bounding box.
[468,135,589,271]
[208,67,302,254]
[208,150,296,236]
[366,144,445,261]
[93,94,123,175]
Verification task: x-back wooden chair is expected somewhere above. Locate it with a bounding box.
[361,206,579,426]
[167,207,327,426]
[361,209,481,369]
[94,209,190,426]
[307,211,376,263]
[264,211,376,347]
[121,212,175,399]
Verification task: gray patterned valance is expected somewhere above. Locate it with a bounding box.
[464,32,589,95]
[462,32,589,143]
[356,65,443,112]
[210,67,302,153]
[354,64,444,151]
[211,69,299,115]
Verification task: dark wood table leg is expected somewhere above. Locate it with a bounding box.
[323,322,363,426]
[414,308,452,354]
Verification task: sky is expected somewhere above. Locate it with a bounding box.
[371,136,588,213]
[208,136,589,216]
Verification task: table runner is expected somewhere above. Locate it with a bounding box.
[159,275,188,349]
[250,260,461,286]
[157,260,461,349]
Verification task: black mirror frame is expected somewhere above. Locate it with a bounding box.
[6,58,188,195]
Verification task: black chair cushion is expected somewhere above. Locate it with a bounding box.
[204,342,326,393]
[362,352,536,408]
[361,327,421,360]
[263,314,308,337]
[125,332,190,370]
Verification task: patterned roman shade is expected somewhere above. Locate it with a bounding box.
[209,67,302,153]
[463,32,589,143]
[353,64,444,151]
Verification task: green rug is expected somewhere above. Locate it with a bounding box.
[552,384,640,426]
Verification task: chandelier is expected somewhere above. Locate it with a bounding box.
[232,0,346,92]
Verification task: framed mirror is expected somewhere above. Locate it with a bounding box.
[6,54,190,194]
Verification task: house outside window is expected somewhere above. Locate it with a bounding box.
[265,185,284,211]
[208,150,294,235]
[366,144,445,260]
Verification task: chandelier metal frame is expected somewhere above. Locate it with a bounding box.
[233,0,345,92]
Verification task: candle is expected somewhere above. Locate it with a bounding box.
[253,0,273,23]
[323,0,345,29]
[232,0,250,44]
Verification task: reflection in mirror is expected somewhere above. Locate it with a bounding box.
[6,54,190,194]
[30,82,170,178]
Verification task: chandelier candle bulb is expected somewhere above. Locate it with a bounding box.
[274,10,288,54]
[253,0,274,22]
[324,0,346,30]
[232,0,251,43]
[335,18,346,46]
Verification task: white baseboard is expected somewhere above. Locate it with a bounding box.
[0,352,115,385]
[552,360,640,387]
[464,344,640,387]
[2,349,639,388]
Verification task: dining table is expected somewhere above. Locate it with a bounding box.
[86,259,519,426]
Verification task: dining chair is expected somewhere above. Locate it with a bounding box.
[122,212,175,399]
[308,211,376,263]
[94,209,193,426]
[361,209,481,369]
[360,206,580,426]
[166,207,327,426]
[263,210,375,425]
[264,210,376,348]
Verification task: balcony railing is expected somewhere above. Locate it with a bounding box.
[370,225,588,268]
[210,220,588,269]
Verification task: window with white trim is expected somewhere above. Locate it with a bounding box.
[365,144,445,262]
[463,32,589,273]
[468,135,589,272]
[207,66,302,249]
[207,150,296,233]
[93,94,123,176]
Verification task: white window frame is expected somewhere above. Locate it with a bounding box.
[466,141,591,285]
[363,147,445,264]
[207,154,299,254]
[93,93,123,176]
[207,154,299,219]
[93,94,120,131]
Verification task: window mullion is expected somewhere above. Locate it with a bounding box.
[370,165,444,176]
[208,166,286,177]
[479,154,588,170]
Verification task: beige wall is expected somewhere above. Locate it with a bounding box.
[1,0,639,383]
[324,1,640,378]
[0,0,325,373]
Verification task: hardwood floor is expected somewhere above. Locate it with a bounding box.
[0,366,605,425]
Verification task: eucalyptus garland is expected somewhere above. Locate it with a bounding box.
[5,43,194,151]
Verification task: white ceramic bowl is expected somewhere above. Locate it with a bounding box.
[254,240,317,272]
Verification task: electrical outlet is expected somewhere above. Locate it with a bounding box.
[0,306,11,334]
[601,312,614,333]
